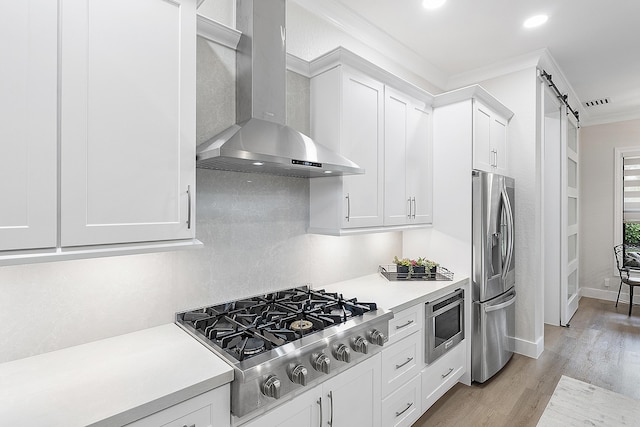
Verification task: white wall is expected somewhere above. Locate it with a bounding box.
[579,118,640,302]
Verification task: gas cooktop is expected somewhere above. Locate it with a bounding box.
[176,286,392,419]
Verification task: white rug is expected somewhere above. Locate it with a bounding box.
[537,375,640,426]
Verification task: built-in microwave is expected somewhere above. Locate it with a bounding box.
[425,288,464,364]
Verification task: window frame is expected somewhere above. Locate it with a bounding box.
[614,147,640,274]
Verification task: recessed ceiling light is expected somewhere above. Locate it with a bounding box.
[422,0,446,10]
[252,162,264,166]
[324,170,333,174]
[523,14,548,28]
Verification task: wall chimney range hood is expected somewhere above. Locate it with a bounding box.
[196,0,364,178]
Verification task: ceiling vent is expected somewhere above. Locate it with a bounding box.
[584,97,611,108]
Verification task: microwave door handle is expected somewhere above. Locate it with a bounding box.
[484,293,516,313]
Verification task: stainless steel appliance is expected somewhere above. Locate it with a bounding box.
[176,287,392,420]
[425,288,464,364]
[472,170,516,383]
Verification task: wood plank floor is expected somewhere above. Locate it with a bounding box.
[413,297,640,426]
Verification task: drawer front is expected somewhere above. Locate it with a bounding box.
[126,386,229,427]
[421,340,466,413]
[382,332,421,398]
[381,375,422,427]
[388,304,423,345]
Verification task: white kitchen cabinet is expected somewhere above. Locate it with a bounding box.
[381,330,422,398]
[381,375,422,427]
[60,0,196,247]
[241,354,381,427]
[473,99,509,175]
[384,87,433,226]
[0,0,58,251]
[126,386,230,427]
[420,338,466,413]
[309,65,385,232]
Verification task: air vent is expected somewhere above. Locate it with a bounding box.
[584,97,611,108]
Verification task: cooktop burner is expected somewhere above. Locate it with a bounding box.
[177,287,378,362]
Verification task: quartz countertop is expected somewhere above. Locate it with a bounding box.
[317,273,469,313]
[0,323,233,427]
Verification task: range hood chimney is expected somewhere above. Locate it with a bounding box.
[196,0,364,178]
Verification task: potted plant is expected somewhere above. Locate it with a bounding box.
[393,256,439,278]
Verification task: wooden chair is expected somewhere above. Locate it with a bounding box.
[613,244,640,316]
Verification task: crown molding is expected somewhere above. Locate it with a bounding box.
[286,53,311,77]
[433,85,513,120]
[196,14,241,50]
[291,0,447,89]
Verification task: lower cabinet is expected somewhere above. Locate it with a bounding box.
[381,375,422,427]
[241,354,381,427]
[421,339,466,412]
[125,385,230,427]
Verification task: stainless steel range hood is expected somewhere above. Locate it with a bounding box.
[196,0,364,178]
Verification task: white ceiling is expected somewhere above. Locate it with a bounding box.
[302,0,640,126]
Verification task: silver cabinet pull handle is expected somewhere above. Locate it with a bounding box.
[395,319,414,330]
[395,357,413,369]
[328,391,334,426]
[442,367,454,379]
[345,194,350,222]
[317,397,323,427]
[395,402,413,417]
[407,197,412,218]
[186,185,192,229]
[412,197,416,219]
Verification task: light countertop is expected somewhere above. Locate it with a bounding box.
[0,323,233,427]
[317,273,469,313]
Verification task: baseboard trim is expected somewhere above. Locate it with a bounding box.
[580,286,640,304]
[512,335,544,359]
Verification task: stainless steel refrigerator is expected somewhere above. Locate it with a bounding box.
[472,170,516,383]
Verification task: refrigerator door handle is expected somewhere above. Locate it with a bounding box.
[501,187,515,281]
[484,292,516,313]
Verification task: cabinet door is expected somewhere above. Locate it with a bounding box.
[60,0,196,247]
[406,102,433,224]
[341,70,384,228]
[322,353,381,427]
[491,114,508,176]
[0,0,57,251]
[241,387,321,427]
[473,101,493,173]
[384,89,410,226]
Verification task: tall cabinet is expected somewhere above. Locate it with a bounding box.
[0,0,198,263]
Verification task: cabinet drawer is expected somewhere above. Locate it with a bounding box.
[382,332,421,397]
[421,340,465,413]
[381,375,422,427]
[126,386,229,427]
[388,304,423,344]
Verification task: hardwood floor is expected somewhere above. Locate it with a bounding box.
[413,297,640,426]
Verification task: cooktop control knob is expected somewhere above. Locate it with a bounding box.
[334,343,351,363]
[289,364,308,386]
[313,353,331,374]
[262,375,281,399]
[369,329,386,346]
[353,336,369,354]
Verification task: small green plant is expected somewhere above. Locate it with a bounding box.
[624,223,640,246]
[393,256,439,270]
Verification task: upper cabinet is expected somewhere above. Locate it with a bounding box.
[308,48,434,235]
[434,86,513,176]
[0,0,58,252]
[384,88,433,226]
[472,100,509,175]
[60,0,196,247]
[309,64,385,231]
[0,0,198,264]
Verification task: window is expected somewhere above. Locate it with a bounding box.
[624,155,640,245]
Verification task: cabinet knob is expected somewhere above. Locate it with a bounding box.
[352,336,369,354]
[369,329,386,346]
[289,364,308,386]
[261,375,281,399]
[334,343,351,363]
[313,353,331,374]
